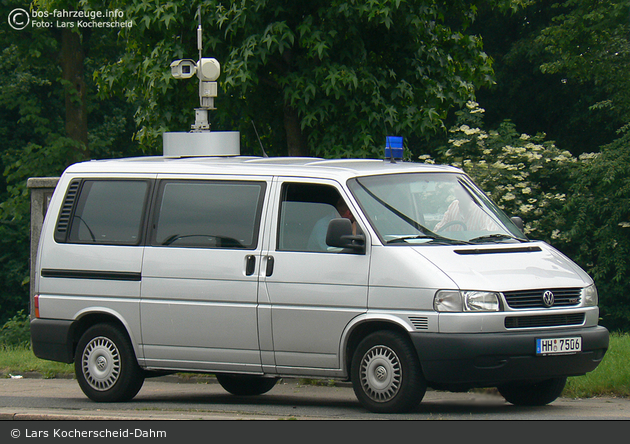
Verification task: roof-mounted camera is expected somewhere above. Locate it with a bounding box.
[163,7,240,158]
[169,8,222,131]
[170,59,198,80]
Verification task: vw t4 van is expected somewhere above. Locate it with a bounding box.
[30,140,609,413]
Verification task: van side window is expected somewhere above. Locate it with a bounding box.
[278,183,355,253]
[153,180,266,249]
[57,180,149,245]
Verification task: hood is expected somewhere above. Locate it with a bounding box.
[411,241,591,291]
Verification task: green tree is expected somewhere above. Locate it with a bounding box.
[475,0,629,156]
[97,0,497,157]
[0,0,139,324]
[557,135,630,332]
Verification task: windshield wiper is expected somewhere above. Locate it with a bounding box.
[387,235,470,245]
[355,179,432,234]
[469,233,525,244]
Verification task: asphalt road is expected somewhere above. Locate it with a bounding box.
[0,375,629,421]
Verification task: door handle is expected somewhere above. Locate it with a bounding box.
[245,255,256,276]
[265,256,274,277]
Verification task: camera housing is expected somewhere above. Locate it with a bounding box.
[170,59,198,79]
[197,58,221,81]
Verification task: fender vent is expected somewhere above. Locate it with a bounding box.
[409,316,429,330]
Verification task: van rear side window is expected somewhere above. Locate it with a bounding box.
[152,180,266,249]
[55,180,149,245]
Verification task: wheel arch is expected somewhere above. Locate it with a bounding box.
[70,310,141,364]
[341,315,415,379]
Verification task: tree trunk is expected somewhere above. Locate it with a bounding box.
[283,104,308,157]
[60,28,89,162]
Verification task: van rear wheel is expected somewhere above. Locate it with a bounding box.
[498,377,567,406]
[351,331,426,413]
[75,324,145,402]
[215,374,278,396]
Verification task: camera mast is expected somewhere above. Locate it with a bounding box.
[163,6,240,157]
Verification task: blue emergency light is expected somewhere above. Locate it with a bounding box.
[385,136,403,160]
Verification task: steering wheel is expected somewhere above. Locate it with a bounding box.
[436,220,468,232]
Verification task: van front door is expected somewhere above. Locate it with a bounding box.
[261,180,369,374]
[140,177,269,373]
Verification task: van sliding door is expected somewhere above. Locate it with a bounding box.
[140,177,270,373]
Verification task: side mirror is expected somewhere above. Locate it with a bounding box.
[326,218,365,253]
[511,216,524,232]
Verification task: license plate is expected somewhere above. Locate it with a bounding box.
[536,337,582,355]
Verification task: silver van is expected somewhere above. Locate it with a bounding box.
[30,146,609,413]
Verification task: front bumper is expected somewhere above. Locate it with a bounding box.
[410,326,609,386]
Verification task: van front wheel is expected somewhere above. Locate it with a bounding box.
[75,324,145,402]
[351,331,426,413]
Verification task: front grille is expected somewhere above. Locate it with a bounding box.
[503,288,582,309]
[505,313,585,329]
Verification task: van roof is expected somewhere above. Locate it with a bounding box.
[63,156,462,181]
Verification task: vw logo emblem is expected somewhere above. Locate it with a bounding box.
[542,290,555,307]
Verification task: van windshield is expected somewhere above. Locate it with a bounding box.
[348,173,528,245]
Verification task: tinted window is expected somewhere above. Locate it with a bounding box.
[277,183,357,252]
[65,180,149,245]
[153,180,266,249]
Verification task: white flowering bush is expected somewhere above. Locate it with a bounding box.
[424,102,630,331]
[429,101,579,242]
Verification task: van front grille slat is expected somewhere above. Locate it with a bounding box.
[504,313,585,329]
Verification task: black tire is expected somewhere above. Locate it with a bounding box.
[216,374,278,396]
[74,323,145,402]
[351,331,426,413]
[498,377,567,406]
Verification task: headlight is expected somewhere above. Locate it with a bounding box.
[434,290,500,312]
[463,291,500,312]
[583,284,598,307]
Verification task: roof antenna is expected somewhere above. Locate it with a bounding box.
[251,120,269,158]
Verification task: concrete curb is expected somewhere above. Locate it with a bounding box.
[1,371,353,387]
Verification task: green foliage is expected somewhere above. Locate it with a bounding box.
[556,132,630,331]
[0,310,31,348]
[0,0,141,324]
[474,0,628,157]
[96,0,496,157]
[535,0,630,122]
